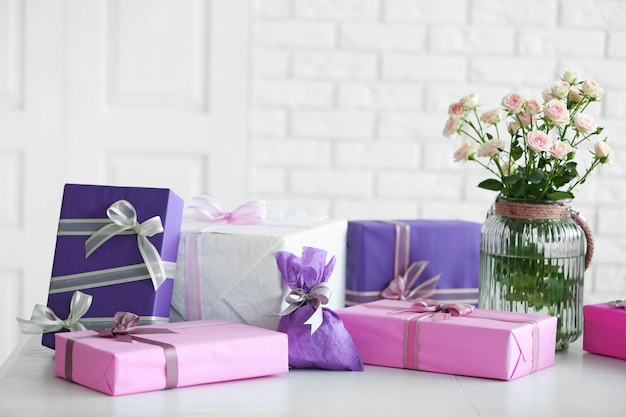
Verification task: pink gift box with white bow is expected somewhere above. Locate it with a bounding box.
[335,299,556,381]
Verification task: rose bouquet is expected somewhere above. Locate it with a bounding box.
[442,70,613,350]
[443,69,612,200]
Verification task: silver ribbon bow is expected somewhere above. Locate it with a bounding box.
[276,283,332,335]
[607,300,626,308]
[85,199,166,290]
[16,291,93,334]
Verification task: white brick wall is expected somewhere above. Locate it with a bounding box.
[248,0,626,304]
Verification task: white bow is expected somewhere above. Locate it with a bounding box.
[16,291,92,334]
[85,199,166,290]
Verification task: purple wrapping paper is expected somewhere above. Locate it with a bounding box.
[346,220,481,306]
[276,247,363,371]
[43,184,184,349]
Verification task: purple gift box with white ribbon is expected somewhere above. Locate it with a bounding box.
[346,220,481,306]
[40,183,184,349]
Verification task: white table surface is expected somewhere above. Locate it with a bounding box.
[1,336,625,417]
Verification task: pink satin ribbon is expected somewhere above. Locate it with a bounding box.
[396,299,474,369]
[381,261,441,301]
[185,194,267,225]
[380,221,441,301]
[183,195,268,321]
[402,298,475,317]
[388,298,475,325]
[369,298,474,369]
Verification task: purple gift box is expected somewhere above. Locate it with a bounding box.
[346,220,481,306]
[43,184,184,349]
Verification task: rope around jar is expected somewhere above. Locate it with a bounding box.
[494,200,594,270]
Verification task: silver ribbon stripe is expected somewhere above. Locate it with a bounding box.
[49,261,176,294]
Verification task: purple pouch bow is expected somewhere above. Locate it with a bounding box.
[275,246,363,371]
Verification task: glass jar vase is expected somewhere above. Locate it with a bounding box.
[479,197,592,351]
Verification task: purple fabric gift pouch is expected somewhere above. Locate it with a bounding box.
[275,246,364,371]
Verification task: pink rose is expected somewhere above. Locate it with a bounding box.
[568,89,583,103]
[460,93,479,110]
[453,140,476,162]
[582,80,604,99]
[477,140,506,157]
[550,141,573,160]
[518,111,534,128]
[501,93,524,114]
[507,120,520,135]
[526,130,551,152]
[542,89,555,102]
[551,80,570,99]
[544,99,570,125]
[563,69,579,84]
[594,141,614,164]
[525,98,542,115]
[573,114,597,133]
[479,108,502,125]
[442,116,462,137]
[448,102,465,117]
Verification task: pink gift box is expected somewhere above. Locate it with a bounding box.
[54,320,289,396]
[335,300,556,381]
[583,303,626,360]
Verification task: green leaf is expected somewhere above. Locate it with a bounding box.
[511,146,523,161]
[546,191,574,200]
[528,171,546,184]
[564,161,577,171]
[552,175,568,187]
[477,179,503,191]
[512,183,529,198]
[550,279,565,301]
[504,173,522,185]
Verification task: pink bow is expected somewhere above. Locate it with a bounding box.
[407,298,475,317]
[98,312,173,342]
[381,261,441,301]
[386,298,475,322]
[185,194,267,225]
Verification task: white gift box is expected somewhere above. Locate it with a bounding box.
[171,219,347,330]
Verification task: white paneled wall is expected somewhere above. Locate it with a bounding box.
[1,0,626,365]
[0,0,248,365]
[248,0,626,304]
